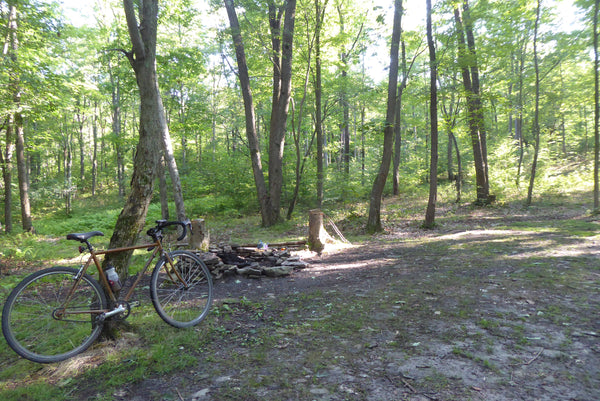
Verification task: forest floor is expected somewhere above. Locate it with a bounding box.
[2,193,600,400]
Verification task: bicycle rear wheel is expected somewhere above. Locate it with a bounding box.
[150,250,213,328]
[2,266,107,363]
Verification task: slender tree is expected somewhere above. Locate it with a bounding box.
[594,0,600,211]
[224,0,297,226]
[2,3,17,233]
[454,0,491,204]
[424,0,438,228]
[366,0,402,233]
[223,0,270,225]
[526,0,542,206]
[315,0,327,208]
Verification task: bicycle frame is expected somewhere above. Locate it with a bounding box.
[60,239,188,318]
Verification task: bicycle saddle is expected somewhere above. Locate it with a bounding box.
[66,231,104,242]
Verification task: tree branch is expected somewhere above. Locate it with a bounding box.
[123,0,145,61]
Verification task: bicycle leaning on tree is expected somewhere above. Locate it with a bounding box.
[1,220,213,364]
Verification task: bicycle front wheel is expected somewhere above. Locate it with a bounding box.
[150,250,213,328]
[2,266,107,363]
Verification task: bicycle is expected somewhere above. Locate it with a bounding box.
[1,220,213,364]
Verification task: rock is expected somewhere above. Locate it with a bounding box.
[191,388,210,400]
[282,260,309,269]
[237,266,262,277]
[198,252,220,266]
[263,265,295,277]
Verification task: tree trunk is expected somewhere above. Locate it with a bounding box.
[75,101,86,184]
[161,125,186,221]
[315,0,326,208]
[92,102,99,196]
[287,10,316,220]
[267,0,297,225]
[454,1,490,204]
[15,113,32,232]
[105,0,165,278]
[424,0,438,228]
[65,129,73,216]
[223,0,271,226]
[594,0,600,211]
[366,0,402,233]
[2,119,14,234]
[2,4,17,233]
[158,155,169,220]
[393,40,407,196]
[224,0,296,227]
[337,5,350,175]
[109,63,125,198]
[526,0,541,206]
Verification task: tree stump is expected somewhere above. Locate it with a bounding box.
[308,209,334,254]
[189,219,210,251]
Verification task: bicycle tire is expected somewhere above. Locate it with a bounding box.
[2,266,107,363]
[150,250,213,328]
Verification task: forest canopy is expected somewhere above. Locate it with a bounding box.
[0,0,595,235]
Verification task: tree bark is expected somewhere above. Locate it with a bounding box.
[424,0,438,228]
[15,112,32,232]
[161,125,186,221]
[92,102,99,196]
[393,40,406,196]
[366,0,402,233]
[454,1,491,204]
[105,0,165,277]
[315,0,326,208]
[267,0,297,225]
[223,0,271,226]
[2,119,14,233]
[594,0,600,211]
[224,0,296,227]
[108,60,125,198]
[526,0,541,206]
[2,4,17,233]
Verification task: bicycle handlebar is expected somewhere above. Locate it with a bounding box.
[148,220,190,242]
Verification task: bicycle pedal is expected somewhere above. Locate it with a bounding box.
[130,301,140,308]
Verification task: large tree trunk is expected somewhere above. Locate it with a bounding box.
[224,0,296,227]
[454,1,491,204]
[424,0,438,228]
[267,0,296,225]
[223,0,271,226]
[366,0,402,233]
[105,0,164,277]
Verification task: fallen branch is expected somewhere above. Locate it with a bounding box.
[524,348,544,365]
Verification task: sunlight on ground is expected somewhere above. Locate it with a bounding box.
[439,229,600,260]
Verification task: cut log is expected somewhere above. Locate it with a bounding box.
[308,209,334,254]
[189,219,210,251]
